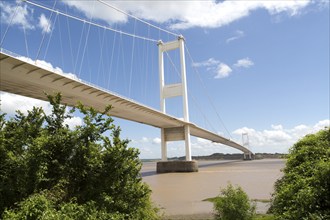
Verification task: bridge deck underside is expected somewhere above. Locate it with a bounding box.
[0,52,251,154]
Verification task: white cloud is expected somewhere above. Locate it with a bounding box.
[226,30,245,43]
[232,120,330,153]
[193,58,232,79]
[0,92,52,115]
[141,137,149,143]
[234,57,254,68]
[263,129,292,142]
[271,124,283,130]
[0,0,323,38]
[314,119,330,130]
[152,137,161,145]
[191,137,242,155]
[0,2,63,35]
[64,0,127,24]
[169,1,311,29]
[215,63,232,79]
[38,13,52,34]
[0,1,35,30]
[128,119,329,158]
[16,56,78,80]
[1,94,86,134]
[62,0,315,30]
[1,92,83,130]
[64,116,83,130]
[194,57,254,79]
[130,136,162,159]
[192,58,220,67]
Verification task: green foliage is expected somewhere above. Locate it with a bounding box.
[270,128,330,220]
[253,214,275,220]
[0,93,159,219]
[213,183,256,220]
[2,192,126,220]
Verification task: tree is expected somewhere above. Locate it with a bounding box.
[270,128,330,220]
[213,183,256,220]
[0,93,159,219]
[0,106,45,214]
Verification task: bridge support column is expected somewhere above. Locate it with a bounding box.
[184,125,192,161]
[160,125,192,162]
[244,152,253,160]
[242,133,253,160]
[161,128,167,161]
[157,126,197,172]
[157,36,197,172]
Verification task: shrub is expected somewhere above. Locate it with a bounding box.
[270,128,330,220]
[213,183,256,220]
[0,93,160,219]
[2,192,127,220]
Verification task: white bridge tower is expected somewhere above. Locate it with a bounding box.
[158,35,192,161]
[242,133,252,160]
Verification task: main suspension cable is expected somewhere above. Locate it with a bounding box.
[24,0,159,43]
[96,0,179,38]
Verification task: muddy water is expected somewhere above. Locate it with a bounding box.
[142,159,285,219]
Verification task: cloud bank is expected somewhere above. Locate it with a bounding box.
[62,0,321,30]
[232,120,330,153]
[131,119,329,158]
[0,92,83,130]
[1,0,327,35]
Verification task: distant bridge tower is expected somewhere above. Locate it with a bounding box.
[242,133,252,160]
[158,35,192,162]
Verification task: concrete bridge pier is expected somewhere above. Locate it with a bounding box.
[157,125,198,173]
[244,152,253,160]
[157,160,198,173]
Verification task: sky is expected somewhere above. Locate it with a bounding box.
[0,0,329,159]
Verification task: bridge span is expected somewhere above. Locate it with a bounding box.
[0,51,252,162]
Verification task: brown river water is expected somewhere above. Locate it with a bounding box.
[141,159,285,219]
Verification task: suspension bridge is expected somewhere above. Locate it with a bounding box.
[0,0,252,172]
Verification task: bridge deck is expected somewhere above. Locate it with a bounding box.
[0,51,251,154]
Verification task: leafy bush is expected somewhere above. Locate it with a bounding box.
[270,128,330,220]
[2,192,127,220]
[0,93,160,219]
[213,183,256,220]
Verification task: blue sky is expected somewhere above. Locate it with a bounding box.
[0,0,329,158]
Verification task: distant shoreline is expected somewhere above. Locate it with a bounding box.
[141,153,286,162]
